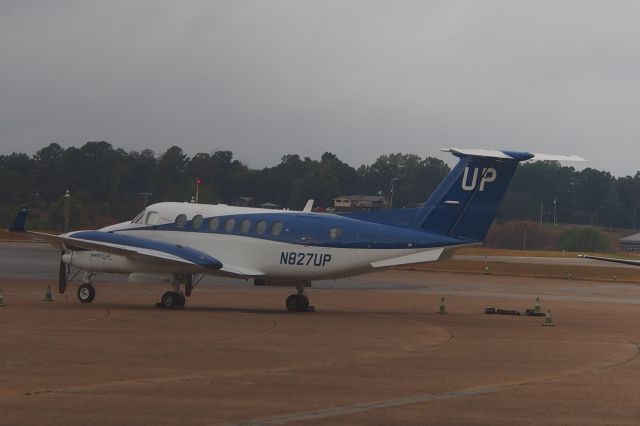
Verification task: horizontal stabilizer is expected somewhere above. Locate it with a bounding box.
[528,153,587,162]
[442,148,586,162]
[370,248,445,268]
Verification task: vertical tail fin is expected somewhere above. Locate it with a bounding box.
[412,149,533,241]
[8,206,29,232]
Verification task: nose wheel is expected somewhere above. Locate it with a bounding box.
[77,283,96,303]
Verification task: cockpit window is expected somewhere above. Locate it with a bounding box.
[132,210,146,224]
[145,211,159,225]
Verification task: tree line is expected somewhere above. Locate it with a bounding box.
[0,141,638,231]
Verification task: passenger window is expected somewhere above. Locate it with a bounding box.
[329,227,342,239]
[209,217,220,231]
[271,221,284,236]
[256,220,267,234]
[240,219,251,233]
[192,214,203,230]
[175,214,187,229]
[145,211,159,225]
[224,218,236,232]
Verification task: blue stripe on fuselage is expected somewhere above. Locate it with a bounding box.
[120,212,471,249]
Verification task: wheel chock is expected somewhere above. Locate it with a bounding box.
[43,285,54,302]
[496,309,520,315]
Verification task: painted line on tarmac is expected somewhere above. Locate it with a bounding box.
[234,384,519,425]
[234,338,640,426]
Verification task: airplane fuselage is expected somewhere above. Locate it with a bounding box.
[65,202,466,281]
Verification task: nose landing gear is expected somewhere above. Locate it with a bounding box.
[286,282,314,312]
[77,273,96,303]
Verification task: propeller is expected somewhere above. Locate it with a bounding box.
[58,251,70,294]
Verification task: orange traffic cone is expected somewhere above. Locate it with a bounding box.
[437,296,448,314]
[43,285,54,302]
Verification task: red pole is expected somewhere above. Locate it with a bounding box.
[195,178,202,203]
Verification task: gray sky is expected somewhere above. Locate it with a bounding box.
[1,1,639,175]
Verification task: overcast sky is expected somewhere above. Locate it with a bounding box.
[1,1,639,175]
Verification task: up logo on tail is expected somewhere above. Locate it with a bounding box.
[461,167,497,191]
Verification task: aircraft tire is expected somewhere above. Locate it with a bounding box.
[161,291,185,309]
[286,294,309,312]
[77,283,96,304]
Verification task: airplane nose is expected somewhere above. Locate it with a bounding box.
[61,253,72,264]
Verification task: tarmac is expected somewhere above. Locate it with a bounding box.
[1,262,640,425]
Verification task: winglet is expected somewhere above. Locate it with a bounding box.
[8,206,29,232]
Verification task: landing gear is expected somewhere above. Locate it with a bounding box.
[286,294,309,312]
[77,283,96,303]
[160,291,185,309]
[286,282,313,312]
[156,274,191,309]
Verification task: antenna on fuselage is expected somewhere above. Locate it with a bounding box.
[303,199,314,212]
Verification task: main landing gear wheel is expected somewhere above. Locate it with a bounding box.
[160,291,185,309]
[286,294,310,312]
[77,283,96,304]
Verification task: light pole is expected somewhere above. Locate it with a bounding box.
[63,190,70,233]
[540,200,544,225]
[139,192,152,208]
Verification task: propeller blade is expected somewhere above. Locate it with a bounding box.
[58,251,68,294]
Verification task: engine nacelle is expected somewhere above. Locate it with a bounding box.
[61,250,200,275]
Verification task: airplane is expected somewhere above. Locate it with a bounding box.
[578,254,640,267]
[10,148,585,311]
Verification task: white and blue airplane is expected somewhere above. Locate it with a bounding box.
[11,148,585,311]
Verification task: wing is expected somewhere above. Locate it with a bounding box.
[29,231,223,270]
[579,254,640,267]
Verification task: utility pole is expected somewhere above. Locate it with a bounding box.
[553,196,557,227]
[540,200,544,225]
